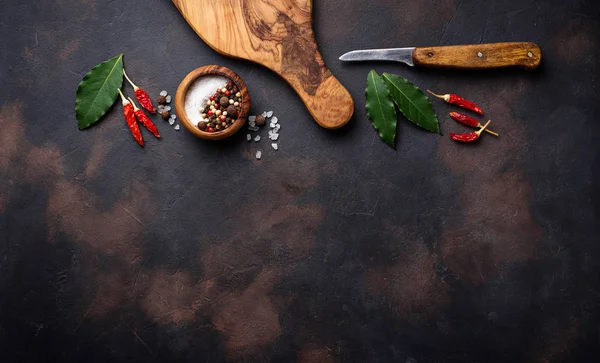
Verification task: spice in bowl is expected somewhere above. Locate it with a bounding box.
[176,65,250,140]
[184,76,242,133]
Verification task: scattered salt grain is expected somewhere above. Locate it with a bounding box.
[174,125,180,130]
[271,143,278,150]
[160,90,168,97]
[271,133,279,141]
[164,106,172,112]
[249,120,256,127]
[254,135,261,142]
[248,126,259,132]
[266,111,273,118]
[275,124,281,130]
[256,151,262,160]
[165,95,172,103]
[169,118,175,125]
[271,116,278,124]
[170,114,177,120]
[262,111,268,117]
[248,115,256,122]
[270,122,276,128]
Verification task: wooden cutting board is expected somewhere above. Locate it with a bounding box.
[172,0,354,129]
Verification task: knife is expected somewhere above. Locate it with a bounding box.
[339,42,542,70]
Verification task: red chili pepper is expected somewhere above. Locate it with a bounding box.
[427,90,484,115]
[128,97,161,138]
[449,112,499,136]
[117,89,144,146]
[449,120,492,143]
[123,69,156,114]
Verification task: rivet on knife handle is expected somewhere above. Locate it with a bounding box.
[412,42,542,70]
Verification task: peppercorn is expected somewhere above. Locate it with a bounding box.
[198,121,208,131]
[255,115,266,126]
[157,95,167,105]
[160,110,170,120]
[226,105,238,118]
[220,96,230,108]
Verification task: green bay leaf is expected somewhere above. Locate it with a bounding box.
[382,73,440,134]
[366,70,397,148]
[75,54,124,130]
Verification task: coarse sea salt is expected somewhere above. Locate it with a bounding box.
[271,116,278,124]
[160,90,168,97]
[271,143,278,150]
[169,118,175,125]
[184,75,228,127]
[247,134,251,141]
[256,151,262,160]
[266,111,274,117]
[174,125,180,131]
[248,116,256,122]
[254,135,261,142]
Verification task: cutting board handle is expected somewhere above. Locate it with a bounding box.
[278,51,355,130]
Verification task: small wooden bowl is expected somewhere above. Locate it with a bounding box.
[175,65,250,140]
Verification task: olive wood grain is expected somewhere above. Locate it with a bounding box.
[172,0,354,129]
[175,65,251,141]
[413,42,542,70]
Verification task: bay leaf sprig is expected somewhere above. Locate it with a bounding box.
[365,70,441,148]
[75,54,124,129]
[365,70,397,148]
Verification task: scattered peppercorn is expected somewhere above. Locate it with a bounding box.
[157,95,167,105]
[160,110,170,120]
[255,115,266,126]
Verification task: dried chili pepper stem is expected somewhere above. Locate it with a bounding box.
[117,87,129,105]
[476,120,491,135]
[449,112,498,136]
[128,97,161,139]
[123,69,139,89]
[123,69,156,114]
[427,90,484,115]
[117,88,144,147]
[449,120,491,143]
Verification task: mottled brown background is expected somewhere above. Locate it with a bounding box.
[1,0,599,362]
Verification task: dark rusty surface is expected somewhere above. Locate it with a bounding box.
[1,0,599,362]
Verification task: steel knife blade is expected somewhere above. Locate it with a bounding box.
[339,48,416,66]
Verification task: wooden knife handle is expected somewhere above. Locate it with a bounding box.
[413,42,542,70]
